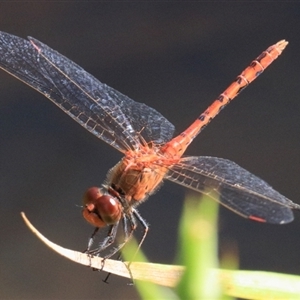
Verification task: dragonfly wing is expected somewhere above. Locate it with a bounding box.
[0,32,175,152]
[166,156,298,224]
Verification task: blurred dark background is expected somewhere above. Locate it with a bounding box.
[1,3,300,299]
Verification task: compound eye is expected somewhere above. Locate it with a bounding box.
[82,187,122,227]
[95,195,122,225]
[83,187,103,205]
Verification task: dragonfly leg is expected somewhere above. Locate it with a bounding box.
[127,208,149,267]
[87,223,119,257]
[83,227,99,253]
[102,216,135,284]
[103,213,137,260]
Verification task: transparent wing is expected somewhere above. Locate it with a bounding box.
[166,156,299,224]
[0,32,175,152]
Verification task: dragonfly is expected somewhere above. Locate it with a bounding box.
[0,32,299,258]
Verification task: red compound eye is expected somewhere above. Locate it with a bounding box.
[82,187,122,227]
[83,187,103,205]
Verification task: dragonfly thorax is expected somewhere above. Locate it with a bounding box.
[107,151,171,203]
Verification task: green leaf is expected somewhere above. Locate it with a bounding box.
[176,192,221,299]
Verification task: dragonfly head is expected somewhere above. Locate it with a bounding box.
[82,187,122,227]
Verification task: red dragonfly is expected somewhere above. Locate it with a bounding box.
[0,32,299,257]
